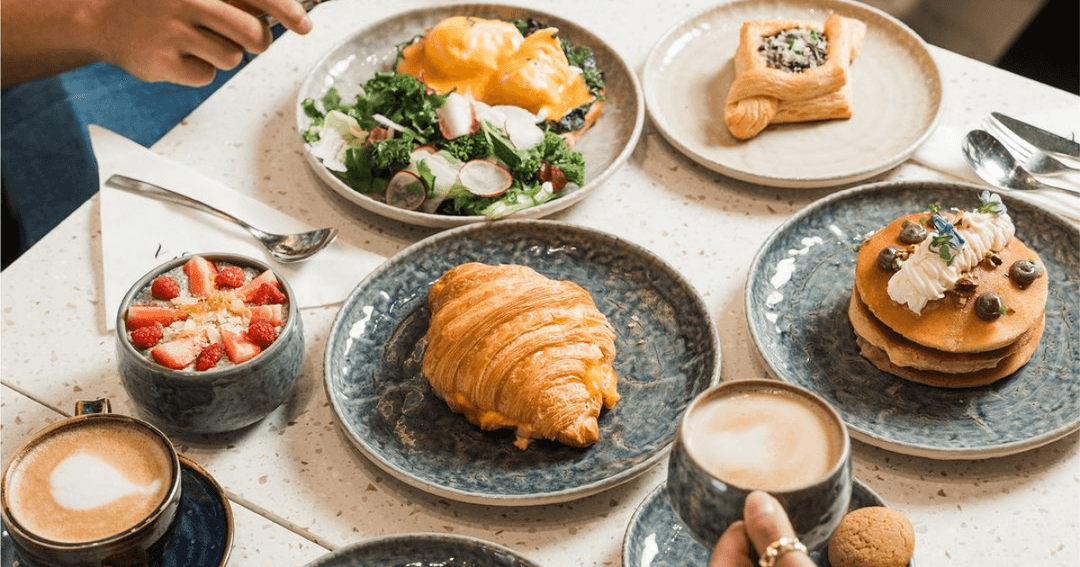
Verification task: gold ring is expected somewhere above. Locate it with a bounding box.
[758,536,808,567]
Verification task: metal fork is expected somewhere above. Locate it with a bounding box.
[985,115,1080,176]
[258,0,329,28]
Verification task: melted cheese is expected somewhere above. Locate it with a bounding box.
[396,16,594,120]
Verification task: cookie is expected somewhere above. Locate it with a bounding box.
[828,506,915,567]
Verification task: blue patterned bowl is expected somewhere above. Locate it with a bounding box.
[116,253,304,434]
[302,534,540,567]
[324,219,721,505]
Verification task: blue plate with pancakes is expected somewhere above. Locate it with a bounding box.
[745,180,1080,459]
[323,219,720,505]
[301,533,540,567]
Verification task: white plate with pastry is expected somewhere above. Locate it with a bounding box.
[642,0,942,188]
[323,220,720,505]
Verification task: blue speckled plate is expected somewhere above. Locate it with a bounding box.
[324,220,720,505]
[745,180,1080,459]
[302,534,540,567]
[2,456,232,567]
[622,479,907,567]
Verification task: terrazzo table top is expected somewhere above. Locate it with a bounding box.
[2,1,1077,566]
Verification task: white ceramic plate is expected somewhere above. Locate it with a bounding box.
[296,4,644,228]
[642,0,942,188]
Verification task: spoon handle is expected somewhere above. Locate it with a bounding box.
[1033,177,1080,196]
[105,175,258,233]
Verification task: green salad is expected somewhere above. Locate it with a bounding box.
[300,20,604,218]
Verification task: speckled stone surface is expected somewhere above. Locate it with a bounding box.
[2,1,1078,566]
[323,220,719,504]
[303,533,542,567]
[745,181,1080,458]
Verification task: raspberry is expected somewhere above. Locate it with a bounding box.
[251,283,286,306]
[247,320,277,348]
[195,343,223,371]
[150,276,181,300]
[215,266,246,289]
[130,325,164,349]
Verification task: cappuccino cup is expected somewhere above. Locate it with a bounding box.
[666,380,851,551]
[1,399,182,567]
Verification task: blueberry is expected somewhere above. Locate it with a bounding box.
[975,292,1004,321]
[899,221,927,244]
[1009,260,1041,288]
[877,246,901,272]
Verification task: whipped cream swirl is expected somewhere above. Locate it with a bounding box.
[887,206,1014,314]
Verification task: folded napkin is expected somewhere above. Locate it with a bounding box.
[92,125,384,330]
[911,108,1080,222]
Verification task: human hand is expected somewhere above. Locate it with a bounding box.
[92,0,314,86]
[709,491,815,567]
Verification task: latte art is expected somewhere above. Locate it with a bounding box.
[50,452,163,511]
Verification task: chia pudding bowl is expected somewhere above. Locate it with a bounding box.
[115,253,304,434]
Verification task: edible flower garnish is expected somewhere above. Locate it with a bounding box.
[977,191,1007,215]
[929,213,966,265]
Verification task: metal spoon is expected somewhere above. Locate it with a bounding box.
[961,130,1080,197]
[105,174,338,263]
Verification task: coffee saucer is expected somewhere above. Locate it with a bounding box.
[1,456,233,567]
[622,479,913,567]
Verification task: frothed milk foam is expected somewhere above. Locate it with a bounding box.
[5,420,173,543]
[683,387,843,492]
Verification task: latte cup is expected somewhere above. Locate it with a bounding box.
[1,399,182,567]
[666,380,852,551]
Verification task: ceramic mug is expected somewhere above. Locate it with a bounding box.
[0,399,182,567]
[666,379,852,551]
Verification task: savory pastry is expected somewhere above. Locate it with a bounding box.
[724,13,866,140]
[850,192,1048,387]
[421,263,620,449]
[828,507,915,567]
[396,16,604,146]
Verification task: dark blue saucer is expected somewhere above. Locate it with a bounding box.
[2,456,232,567]
[622,479,914,567]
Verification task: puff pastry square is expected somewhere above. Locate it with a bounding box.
[421,263,620,449]
[724,14,867,140]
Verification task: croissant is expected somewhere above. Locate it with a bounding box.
[724,14,867,140]
[421,263,621,449]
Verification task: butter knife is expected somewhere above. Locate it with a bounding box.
[990,112,1080,159]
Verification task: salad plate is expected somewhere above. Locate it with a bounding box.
[642,0,941,188]
[323,220,720,505]
[302,534,540,567]
[622,479,907,567]
[296,4,644,228]
[745,180,1080,459]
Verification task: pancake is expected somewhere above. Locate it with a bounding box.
[854,212,1048,353]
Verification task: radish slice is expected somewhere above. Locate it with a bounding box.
[437,92,480,140]
[459,160,512,197]
[418,152,463,213]
[385,170,427,210]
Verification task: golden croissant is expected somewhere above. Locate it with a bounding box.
[724,14,867,140]
[421,263,621,449]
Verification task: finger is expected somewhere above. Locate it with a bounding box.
[146,54,218,87]
[184,27,246,71]
[709,521,755,567]
[189,0,273,54]
[742,491,814,567]
[233,0,313,35]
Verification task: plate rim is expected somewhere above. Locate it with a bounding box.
[301,532,541,567]
[744,179,1080,459]
[641,0,943,188]
[294,3,645,228]
[322,218,721,505]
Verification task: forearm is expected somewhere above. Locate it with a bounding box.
[1,0,104,88]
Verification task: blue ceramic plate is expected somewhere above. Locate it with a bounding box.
[745,181,1080,459]
[622,479,908,567]
[324,220,720,505]
[302,534,540,567]
[2,456,232,567]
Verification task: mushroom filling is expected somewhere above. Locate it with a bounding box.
[759,28,828,72]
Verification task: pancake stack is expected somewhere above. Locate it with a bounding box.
[850,198,1047,387]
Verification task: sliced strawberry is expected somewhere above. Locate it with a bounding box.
[150,275,181,300]
[251,283,286,306]
[194,343,223,371]
[221,329,261,364]
[150,336,203,370]
[130,324,164,349]
[126,305,187,329]
[215,266,246,289]
[249,304,284,325]
[183,256,219,297]
[236,270,280,302]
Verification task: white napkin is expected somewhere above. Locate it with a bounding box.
[92,125,384,330]
[911,108,1080,222]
